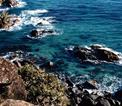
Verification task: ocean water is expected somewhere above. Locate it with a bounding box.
[0,0,122,93]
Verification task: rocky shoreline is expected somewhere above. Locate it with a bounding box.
[0,52,121,106]
[0,0,122,106]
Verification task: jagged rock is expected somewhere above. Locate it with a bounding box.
[80,95,95,106]
[96,98,111,106]
[0,58,27,100]
[73,46,96,61]
[0,0,18,7]
[82,80,98,89]
[0,99,34,106]
[73,44,119,63]
[94,48,119,62]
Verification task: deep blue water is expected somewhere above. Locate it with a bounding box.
[0,0,122,92]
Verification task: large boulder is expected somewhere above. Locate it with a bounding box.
[73,46,96,61]
[94,48,119,62]
[0,99,34,106]
[73,44,119,63]
[0,58,27,101]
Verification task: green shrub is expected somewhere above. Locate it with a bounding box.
[18,64,70,106]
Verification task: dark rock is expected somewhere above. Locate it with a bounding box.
[30,30,39,37]
[72,44,119,63]
[114,89,122,101]
[96,98,111,106]
[1,0,18,7]
[95,48,119,62]
[30,29,54,38]
[65,77,74,87]
[40,61,54,69]
[107,98,117,106]
[80,95,95,106]
[82,80,98,89]
[73,46,95,61]
[90,94,99,100]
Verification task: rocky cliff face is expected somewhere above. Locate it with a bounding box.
[0,57,27,102]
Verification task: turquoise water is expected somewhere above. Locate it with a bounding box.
[0,0,122,92]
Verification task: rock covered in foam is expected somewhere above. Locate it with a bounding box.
[30,29,55,38]
[72,44,119,63]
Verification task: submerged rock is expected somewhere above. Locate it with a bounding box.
[72,44,119,63]
[30,29,55,38]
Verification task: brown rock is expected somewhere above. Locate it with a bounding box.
[0,99,35,106]
[0,58,27,100]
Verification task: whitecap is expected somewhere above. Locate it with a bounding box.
[0,8,9,12]
[16,0,27,8]
[21,9,48,16]
[19,9,54,27]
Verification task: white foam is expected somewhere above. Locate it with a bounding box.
[0,8,9,12]
[0,8,55,31]
[19,9,54,27]
[16,0,27,8]
[98,74,122,93]
[21,9,48,15]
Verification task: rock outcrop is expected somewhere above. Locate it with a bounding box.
[72,44,119,63]
[0,57,27,101]
[0,0,18,7]
[65,77,122,106]
[30,29,54,38]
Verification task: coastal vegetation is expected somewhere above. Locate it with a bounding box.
[0,0,122,106]
[0,11,19,29]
